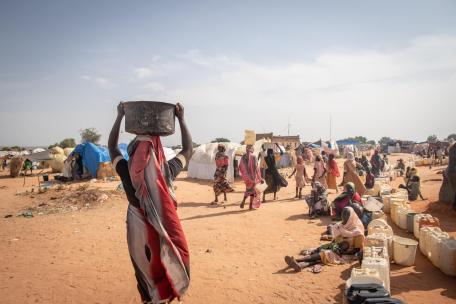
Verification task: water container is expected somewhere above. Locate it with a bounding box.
[439,238,456,276]
[406,212,418,233]
[372,210,386,221]
[381,195,391,214]
[396,208,412,230]
[362,257,390,292]
[364,246,389,260]
[418,216,440,230]
[346,268,385,289]
[368,219,388,230]
[244,130,256,145]
[123,101,176,136]
[367,226,394,259]
[393,236,418,266]
[380,184,392,196]
[363,298,404,303]
[366,233,388,248]
[345,283,390,304]
[429,232,450,267]
[419,226,439,256]
[413,214,429,239]
[372,182,382,197]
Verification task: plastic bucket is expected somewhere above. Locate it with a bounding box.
[123,101,176,136]
[393,236,418,266]
[244,130,256,145]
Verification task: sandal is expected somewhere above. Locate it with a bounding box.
[309,264,322,274]
[284,256,302,272]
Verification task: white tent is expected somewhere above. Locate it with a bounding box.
[188,142,240,182]
[163,147,176,161]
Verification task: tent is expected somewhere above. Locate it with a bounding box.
[72,143,110,177]
[188,142,240,182]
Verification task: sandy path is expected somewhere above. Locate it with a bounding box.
[0,153,455,304]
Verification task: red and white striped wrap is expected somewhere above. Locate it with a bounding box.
[127,136,190,303]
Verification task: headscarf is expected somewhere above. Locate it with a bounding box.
[217,144,226,152]
[347,152,354,161]
[334,182,356,202]
[332,206,364,239]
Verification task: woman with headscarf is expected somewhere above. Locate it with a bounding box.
[284,207,364,272]
[332,182,363,220]
[289,156,309,199]
[263,146,288,202]
[342,152,366,196]
[326,153,340,193]
[212,144,234,205]
[312,155,327,188]
[239,145,262,209]
[370,150,382,177]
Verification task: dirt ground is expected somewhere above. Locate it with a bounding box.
[0,153,455,304]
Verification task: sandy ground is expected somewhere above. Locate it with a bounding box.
[0,153,455,304]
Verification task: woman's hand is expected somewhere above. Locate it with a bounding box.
[175,103,185,121]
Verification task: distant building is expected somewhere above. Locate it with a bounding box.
[256,133,274,141]
[272,135,301,150]
[255,132,301,151]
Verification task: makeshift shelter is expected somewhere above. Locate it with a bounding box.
[188,142,240,182]
[32,148,45,154]
[70,143,130,178]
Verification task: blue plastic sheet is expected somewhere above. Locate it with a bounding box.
[72,142,128,177]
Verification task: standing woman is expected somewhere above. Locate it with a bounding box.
[289,156,309,199]
[343,152,366,196]
[108,102,192,304]
[263,146,288,202]
[212,144,234,204]
[313,155,328,188]
[239,145,262,209]
[326,153,340,193]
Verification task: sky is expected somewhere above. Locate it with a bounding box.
[1,0,456,147]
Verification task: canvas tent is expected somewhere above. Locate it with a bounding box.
[188,142,240,182]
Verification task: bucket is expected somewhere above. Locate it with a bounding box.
[406,212,418,233]
[393,236,418,266]
[123,101,176,136]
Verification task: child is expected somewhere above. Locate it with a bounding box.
[289,156,309,199]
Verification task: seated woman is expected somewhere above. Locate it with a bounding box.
[399,175,425,201]
[305,182,330,218]
[364,167,375,189]
[332,182,362,220]
[284,207,364,272]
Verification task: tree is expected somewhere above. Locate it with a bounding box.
[379,137,392,145]
[367,140,376,145]
[11,146,23,151]
[427,134,438,143]
[446,133,456,141]
[211,137,230,143]
[80,128,101,144]
[59,138,76,148]
[339,136,367,144]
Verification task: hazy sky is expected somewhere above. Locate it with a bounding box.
[1,0,455,147]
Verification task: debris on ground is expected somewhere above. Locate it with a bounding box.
[18,184,123,216]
